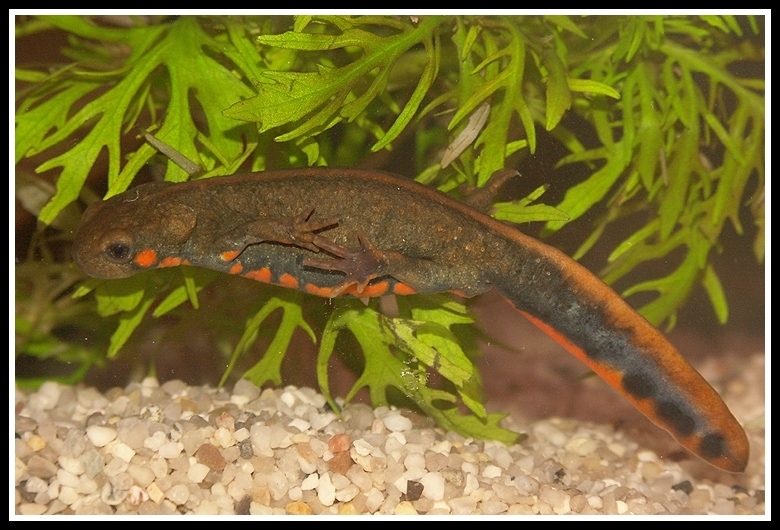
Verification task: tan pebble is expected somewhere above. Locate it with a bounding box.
[687,488,712,512]
[328,451,354,475]
[338,502,360,515]
[249,485,271,505]
[18,503,48,515]
[193,499,220,515]
[297,442,317,463]
[712,498,735,515]
[394,501,418,515]
[507,503,536,515]
[329,433,351,453]
[215,411,235,431]
[196,443,227,471]
[641,462,661,481]
[250,502,275,516]
[286,500,312,515]
[27,435,46,451]
[146,482,165,504]
[370,418,387,434]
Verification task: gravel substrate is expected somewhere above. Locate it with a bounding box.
[14,350,765,517]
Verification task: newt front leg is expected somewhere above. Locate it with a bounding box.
[215,206,339,260]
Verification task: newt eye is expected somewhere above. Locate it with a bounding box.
[104,242,133,263]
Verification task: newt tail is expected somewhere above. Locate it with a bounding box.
[71,168,749,472]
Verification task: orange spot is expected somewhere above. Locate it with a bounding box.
[279,273,299,290]
[221,250,241,262]
[229,262,243,275]
[305,284,338,298]
[245,268,272,283]
[181,259,191,266]
[134,249,158,268]
[158,256,182,268]
[357,281,390,297]
[393,283,417,296]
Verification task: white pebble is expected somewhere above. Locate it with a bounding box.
[352,439,373,456]
[24,476,48,493]
[404,452,426,471]
[566,436,598,457]
[365,489,385,513]
[111,442,136,463]
[482,464,502,478]
[77,475,97,495]
[336,484,360,502]
[158,441,184,459]
[58,455,85,476]
[213,427,234,448]
[420,471,446,501]
[144,431,167,451]
[382,412,412,432]
[57,468,80,487]
[317,472,336,506]
[301,473,319,490]
[166,483,190,505]
[279,391,296,408]
[187,462,210,483]
[233,428,250,442]
[533,423,567,447]
[126,463,155,488]
[450,496,477,514]
[480,500,508,514]
[288,418,311,432]
[58,485,80,505]
[193,499,220,515]
[463,473,480,496]
[29,381,62,411]
[540,486,571,514]
[287,485,303,501]
[86,425,117,447]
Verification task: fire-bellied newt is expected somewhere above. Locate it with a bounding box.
[72,167,749,472]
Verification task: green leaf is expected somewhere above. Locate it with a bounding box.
[19,17,257,224]
[317,302,518,442]
[567,78,620,99]
[108,297,155,358]
[544,15,589,39]
[702,264,728,324]
[544,146,630,233]
[224,16,445,148]
[542,45,571,130]
[229,292,316,388]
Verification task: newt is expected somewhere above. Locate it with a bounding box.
[72,168,749,472]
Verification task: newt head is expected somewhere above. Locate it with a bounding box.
[72,182,196,279]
